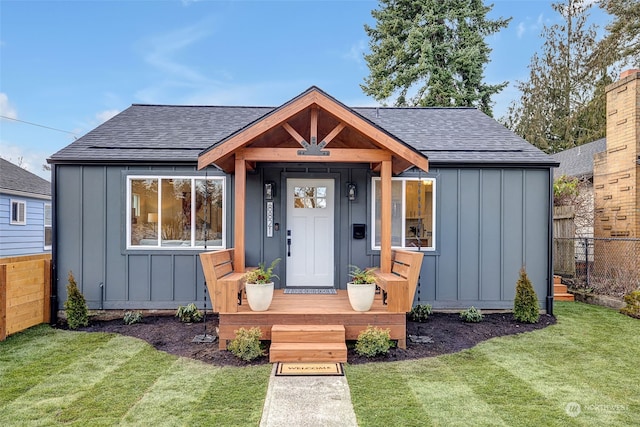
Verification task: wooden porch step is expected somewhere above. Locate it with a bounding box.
[555,293,575,302]
[269,342,347,363]
[554,283,568,294]
[271,324,345,343]
[553,276,574,301]
[269,324,347,363]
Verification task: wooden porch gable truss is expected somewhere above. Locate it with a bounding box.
[197,87,429,274]
[197,87,429,174]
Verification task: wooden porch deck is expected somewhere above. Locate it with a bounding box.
[217,290,406,350]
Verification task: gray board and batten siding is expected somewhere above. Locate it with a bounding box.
[49,100,557,312]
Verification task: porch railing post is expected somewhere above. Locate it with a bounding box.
[380,160,392,273]
[234,155,246,271]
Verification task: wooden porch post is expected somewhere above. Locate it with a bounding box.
[380,160,392,273]
[234,155,246,271]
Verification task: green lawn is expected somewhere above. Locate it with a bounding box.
[347,302,640,426]
[1,302,637,426]
[0,326,271,426]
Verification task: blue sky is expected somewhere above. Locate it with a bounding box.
[1,0,609,180]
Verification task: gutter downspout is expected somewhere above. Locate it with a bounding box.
[50,164,58,325]
[546,166,554,316]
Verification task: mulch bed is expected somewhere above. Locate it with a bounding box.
[67,312,556,367]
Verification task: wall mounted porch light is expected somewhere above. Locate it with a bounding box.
[264,181,276,201]
[346,182,357,201]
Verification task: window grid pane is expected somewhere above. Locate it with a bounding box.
[373,178,435,250]
[128,177,224,249]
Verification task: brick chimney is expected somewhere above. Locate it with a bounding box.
[593,69,640,238]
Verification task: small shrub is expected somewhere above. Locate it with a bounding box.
[514,267,540,323]
[460,306,484,323]
[408,304,432,322]
[620,290,640,319]
[355,326,394,357]
[227,327,265,361]
[123,311,143,325]
[64,271,89,329]
[176,303,203,323]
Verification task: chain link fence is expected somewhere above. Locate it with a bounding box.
[554,237,640,297]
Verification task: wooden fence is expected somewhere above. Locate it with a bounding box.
[0,254,52,341]
[553,206,576,276]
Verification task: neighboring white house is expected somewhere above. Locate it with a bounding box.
[0,158,52,257]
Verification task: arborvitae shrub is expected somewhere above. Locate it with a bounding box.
[514,267,540,323]
[228,327,265,361]
[64,271,89,329]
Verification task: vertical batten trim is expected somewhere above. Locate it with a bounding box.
[522,170,527,265]
[478,170,483,301]
[79,166,84,293]
[102,167,107,305]
[500,169,505,300]
[456,169,462,300]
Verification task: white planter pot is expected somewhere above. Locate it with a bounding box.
[245,282,274,311]
[347,282,376,312]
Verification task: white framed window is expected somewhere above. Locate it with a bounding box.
[10,200,26,225]
[126,176,226,250]
[44,203,52,250]
[371,177,436,251]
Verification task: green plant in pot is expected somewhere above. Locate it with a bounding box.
[347,264,378,312]
[244,258,280,311]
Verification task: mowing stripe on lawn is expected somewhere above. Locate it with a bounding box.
[0,326,86,377]
[404,358,510,427]
[0,335,150,425]
[187,364,272,426]
[442,349,576,426]
[56,341,177,424]
[119,358,224,426]
[347,362,432,426]
[0,330,115,407]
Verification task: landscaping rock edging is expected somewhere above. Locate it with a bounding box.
[570,291,625,310]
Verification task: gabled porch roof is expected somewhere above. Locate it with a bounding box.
[197,86,429,174]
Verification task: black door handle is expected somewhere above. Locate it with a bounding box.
[287,238,292,257]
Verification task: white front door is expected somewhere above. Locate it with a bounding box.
[286,178,335,287]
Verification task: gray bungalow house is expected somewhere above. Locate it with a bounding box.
[48,87,558,317]
[0,158,52,258]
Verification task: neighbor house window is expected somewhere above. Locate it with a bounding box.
[127,176,225,249]
[372,177,436,250]
[10,200,26,225]
[44,203,52,250]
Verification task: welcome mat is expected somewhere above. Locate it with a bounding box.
[283,288,337,294]
[276,362,344,376]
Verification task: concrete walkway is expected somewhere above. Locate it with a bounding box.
[259,364,358,427]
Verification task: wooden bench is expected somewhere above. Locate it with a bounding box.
[373,249,424,313]
[199,249,251,314]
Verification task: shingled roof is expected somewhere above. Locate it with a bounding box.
[0,158,51,198]
[551,138,606,179]
[49,89,556,167]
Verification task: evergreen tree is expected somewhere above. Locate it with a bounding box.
[64,271,89,329]
[513,267,540,324]
[503,0,608,153]
[591,0,640,68]
[362,0,510,116]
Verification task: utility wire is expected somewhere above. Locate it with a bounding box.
[1,115,79,136]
